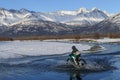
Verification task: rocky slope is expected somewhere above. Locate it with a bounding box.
[91,13,120,34]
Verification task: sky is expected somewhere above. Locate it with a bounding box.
[0,0,119,14]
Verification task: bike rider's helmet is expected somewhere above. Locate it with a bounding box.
[72,46,76,50]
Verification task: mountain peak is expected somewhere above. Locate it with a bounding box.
[91,7,103,13]
[92,7,99,11]
[77,7,89,13]
[19,8,30,13]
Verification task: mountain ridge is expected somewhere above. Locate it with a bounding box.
[0,7,119,38]
[0,7,111,26]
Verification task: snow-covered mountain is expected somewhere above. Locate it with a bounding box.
[0,20,72,37]
[46,8,111,26]
[0,7,111,27]
[91,13,120,34]
[0,7,115,37]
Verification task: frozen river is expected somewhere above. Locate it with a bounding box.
[0,41,120,80]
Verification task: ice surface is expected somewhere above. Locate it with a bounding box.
[0,41,91,59]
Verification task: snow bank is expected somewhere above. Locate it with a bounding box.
[96,38,120,43]
[0,41,91,59]
[44,38,120,43]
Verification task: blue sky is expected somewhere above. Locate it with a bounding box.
[0,0,119,14]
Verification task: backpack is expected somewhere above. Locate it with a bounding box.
[75,51,81,56]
